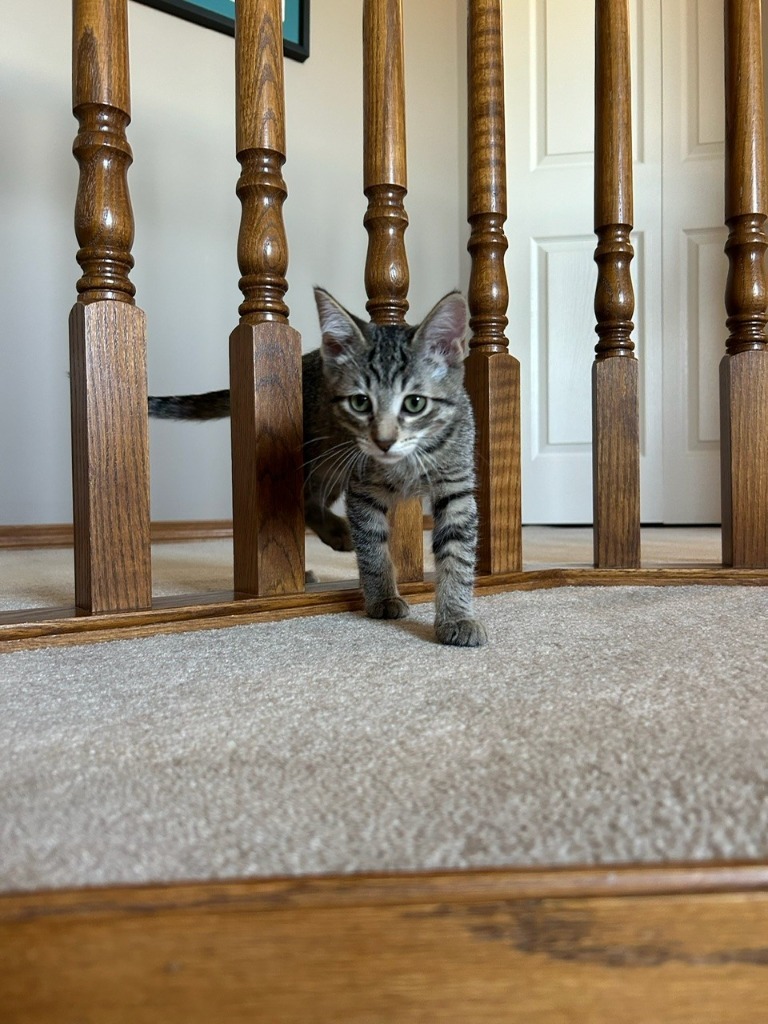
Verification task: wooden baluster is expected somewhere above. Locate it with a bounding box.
[70,0,151,613]
[464,0,522,575]
[363,0,423,584]
[592,0,641,568]
[230,0,305,597]
[720,0,768,567]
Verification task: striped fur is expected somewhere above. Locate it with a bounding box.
[148,288,486,647]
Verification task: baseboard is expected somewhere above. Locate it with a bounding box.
[2,861,767,1022]
[0,517,435,550]
[0,520,235,549]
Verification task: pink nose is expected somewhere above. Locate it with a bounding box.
[375,437,395,452]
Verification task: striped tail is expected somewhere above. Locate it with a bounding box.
[147,390,231,420]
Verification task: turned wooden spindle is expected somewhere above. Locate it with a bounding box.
[69,0,151,613]
[229,0,305,596]
[720,0,768,567]
[464,0,522,575]
[363,0,422,584]
[72,1,136,304]
[235,0,289,325]
[592,0,641,569]
[363,0,410,325]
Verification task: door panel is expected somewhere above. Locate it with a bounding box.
[505,0,663,524]
[661,0,726,522]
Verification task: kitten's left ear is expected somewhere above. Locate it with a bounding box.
[413,291,470,368]
[314,287,367,364]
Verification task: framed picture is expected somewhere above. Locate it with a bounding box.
[132,0,310,62]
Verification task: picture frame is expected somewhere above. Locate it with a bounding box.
[132,0,310,62]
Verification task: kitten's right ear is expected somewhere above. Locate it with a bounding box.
[314,287,366,364]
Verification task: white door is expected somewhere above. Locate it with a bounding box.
[660,0,726,523]
[503,0,725,524]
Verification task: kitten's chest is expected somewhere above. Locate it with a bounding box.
[362,457,430,501]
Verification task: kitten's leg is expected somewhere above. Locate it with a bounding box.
[431,486,487,647]
[305,500,354,552]
[346,486,409,619]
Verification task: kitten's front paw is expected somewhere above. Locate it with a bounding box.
[367,597,410,620]
[329,522,355,552]
[314,515,355,552]
[435,618,488,647]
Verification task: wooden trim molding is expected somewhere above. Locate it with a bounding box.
[0,520,235,549]
[0,518,435,550]
[2,861,767,1022]
[2,566,768,652]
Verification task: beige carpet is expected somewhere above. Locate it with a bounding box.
[2,528,767,893]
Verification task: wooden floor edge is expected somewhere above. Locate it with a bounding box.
[2,566,768,651]
[3,859,767,921]
[0,517,435,549]
[0,520,236,549]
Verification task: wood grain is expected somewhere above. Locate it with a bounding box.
[465,0,522,574]
[230,0,305,596]
[720,350,768,565]
[0,519,439,550]
[592,357,641,568]
[362,0,422,584]
[69,302,152,612]
[363,0,409,325]
[4,566,768,653]
[720,0,768,567]
[229,322,305,595]
[68,0,152,613]
[464,349,521,573]
[592,0,641,569]
[2,863,767,1023]
[235,0,289,324]
[72,0,135,303]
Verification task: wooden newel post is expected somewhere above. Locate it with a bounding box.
[464,0,522,575]
[592,0,641,569]
[70,0,152,613]
[363,0,423,584]
[230,0,305,596]
[720,0,768,567]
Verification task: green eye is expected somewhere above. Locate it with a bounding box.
[348,394,372,414]
[402,395,428,415]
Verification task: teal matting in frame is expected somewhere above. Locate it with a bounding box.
[132,0,310,61]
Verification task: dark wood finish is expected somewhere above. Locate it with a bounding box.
[363,0,422,584]
[0,524,81,549]
[4,566,768,653]
[69,302,152,613]
[720,0,768,567]
[592,0,641,569]
[592,356,641,567]
[230,0,305,596]
[0,519,439,550]
[235,0,289,326]
[230,322,305,595]
[387,500,424,583]
[464,0,522,575]
[2,862,767,1022]
[72,0,135,305]
[0,520,233,550]
[69,0,151,613]
[363,0,409,326]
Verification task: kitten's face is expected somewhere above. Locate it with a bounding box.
[314,289,470,469]
[329,335,459,465]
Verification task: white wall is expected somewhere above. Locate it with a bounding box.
[0,0,465,524]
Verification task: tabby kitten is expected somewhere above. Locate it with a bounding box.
[149,288,486,647]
